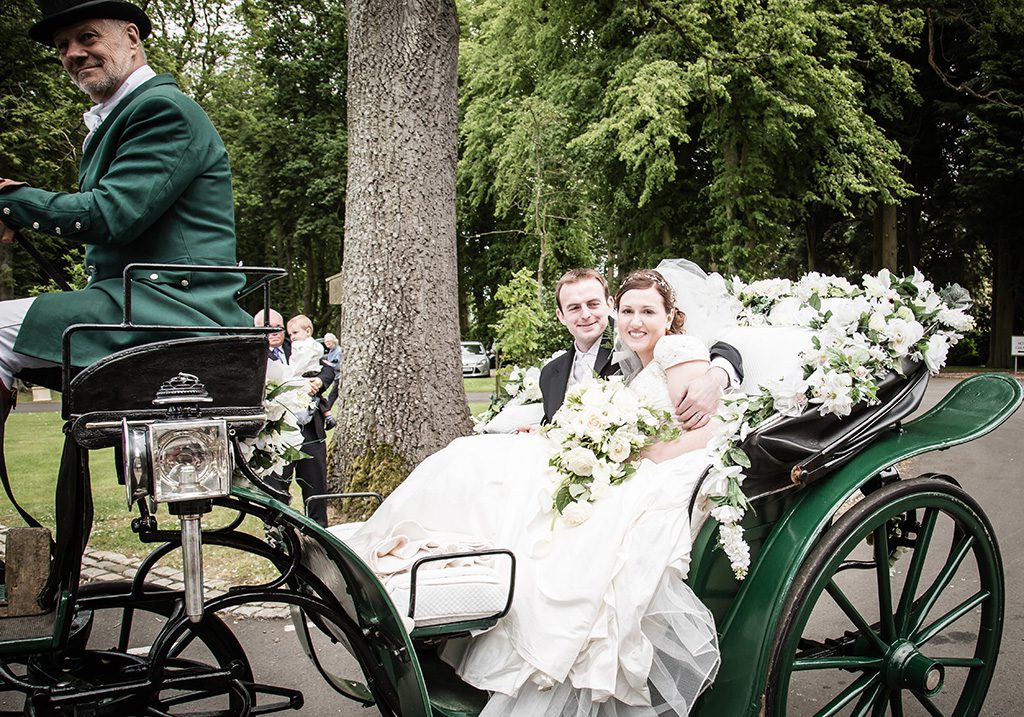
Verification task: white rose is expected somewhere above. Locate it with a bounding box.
[883,318,925,356]
[562,500,593,526]
[924,333,950,373]
[564,446,597,476]
[606,436,631,463]
[822,296,871,330]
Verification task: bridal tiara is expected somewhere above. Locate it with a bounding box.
[633,269,677,306]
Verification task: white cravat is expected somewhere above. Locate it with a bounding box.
[82,65,156,149]
[568,341,600,387]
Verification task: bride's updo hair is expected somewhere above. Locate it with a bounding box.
[615,269,686,335]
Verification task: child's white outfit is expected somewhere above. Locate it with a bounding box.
[289,337,325,425]
[289,337,324,377]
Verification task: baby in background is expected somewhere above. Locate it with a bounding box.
[286,314,325,377]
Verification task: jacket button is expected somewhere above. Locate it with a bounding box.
[149,273,159,280]
[75,221,82,229]
[180,279,189,287]
[87,264,95,274]
[55,227,61,235]
[2,207,9,215]
[32,221,39,229]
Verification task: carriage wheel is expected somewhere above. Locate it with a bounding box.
[765,477,1003,716]
[62,580,255,715]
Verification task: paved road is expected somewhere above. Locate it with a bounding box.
[4,376,1022,715]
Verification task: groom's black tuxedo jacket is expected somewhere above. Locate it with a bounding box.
[539,340,744,423]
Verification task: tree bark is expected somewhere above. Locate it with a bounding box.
[330,0,467,501]
[873,203,898,272]
[988,225,1016,369]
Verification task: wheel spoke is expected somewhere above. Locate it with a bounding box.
[913,690,946,717]
[895,507,938,637]
[825,580,889,654]
[814,672,881,717]
[889,689,904,717]
[873,523,897,641]
[870,688,889,717]
[794,656,883,672]
[851,682,884,717]
[913,590,989,647]
[909,534,975,635]
[935,655,984,668]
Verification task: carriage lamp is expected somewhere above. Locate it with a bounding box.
[122,417,231,622]
[147,419,232,503]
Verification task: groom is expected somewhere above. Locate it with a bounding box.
[538,268,743,429]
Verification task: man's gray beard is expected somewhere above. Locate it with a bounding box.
[72,49,134,101]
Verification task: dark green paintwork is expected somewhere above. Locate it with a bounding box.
[693,373,1022,715]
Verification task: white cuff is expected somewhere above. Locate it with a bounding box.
[710,356,740,390]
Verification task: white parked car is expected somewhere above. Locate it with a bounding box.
[461,341,491,377]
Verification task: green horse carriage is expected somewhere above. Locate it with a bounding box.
[0,264,1018,716]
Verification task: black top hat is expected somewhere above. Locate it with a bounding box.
[29,0,152,46]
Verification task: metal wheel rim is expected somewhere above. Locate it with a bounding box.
[766,478,1003,717]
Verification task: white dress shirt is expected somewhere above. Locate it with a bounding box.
[568,340,601,388]
[82,64,157,149]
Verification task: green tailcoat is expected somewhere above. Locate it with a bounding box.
[0,74,250,367]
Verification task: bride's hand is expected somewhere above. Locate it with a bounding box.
[674,366,729,429]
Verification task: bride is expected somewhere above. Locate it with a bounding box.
[344,268,724,717]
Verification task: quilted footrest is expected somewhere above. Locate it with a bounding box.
[326,523,514,632]
[385,561,512,628]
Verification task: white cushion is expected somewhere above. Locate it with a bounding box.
[480,402,544,434]
[716,326,816,394]
[384,563,512,628]
[328,521,512,630]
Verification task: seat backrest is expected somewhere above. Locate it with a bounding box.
[65,334,268,448]
[66,334,266,415]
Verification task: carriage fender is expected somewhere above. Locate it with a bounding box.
[694,372,1022,716]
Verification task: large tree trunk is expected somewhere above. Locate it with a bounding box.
[873,203,898,272]
[330,0,467,505]
[988,225,1017,369]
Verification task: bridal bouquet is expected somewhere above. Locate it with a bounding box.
[236,360,311,479]
[701,268,973,579]
[545,377,679,526]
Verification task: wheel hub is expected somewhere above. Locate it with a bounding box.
[882,639,944,696]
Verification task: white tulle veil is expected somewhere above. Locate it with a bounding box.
[614,259,741,381]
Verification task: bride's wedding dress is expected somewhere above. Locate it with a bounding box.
[344,334,720,716]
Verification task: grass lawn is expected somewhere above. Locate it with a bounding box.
[1,411,287,584]
[2,395,498,582]
[464,375,499,394]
